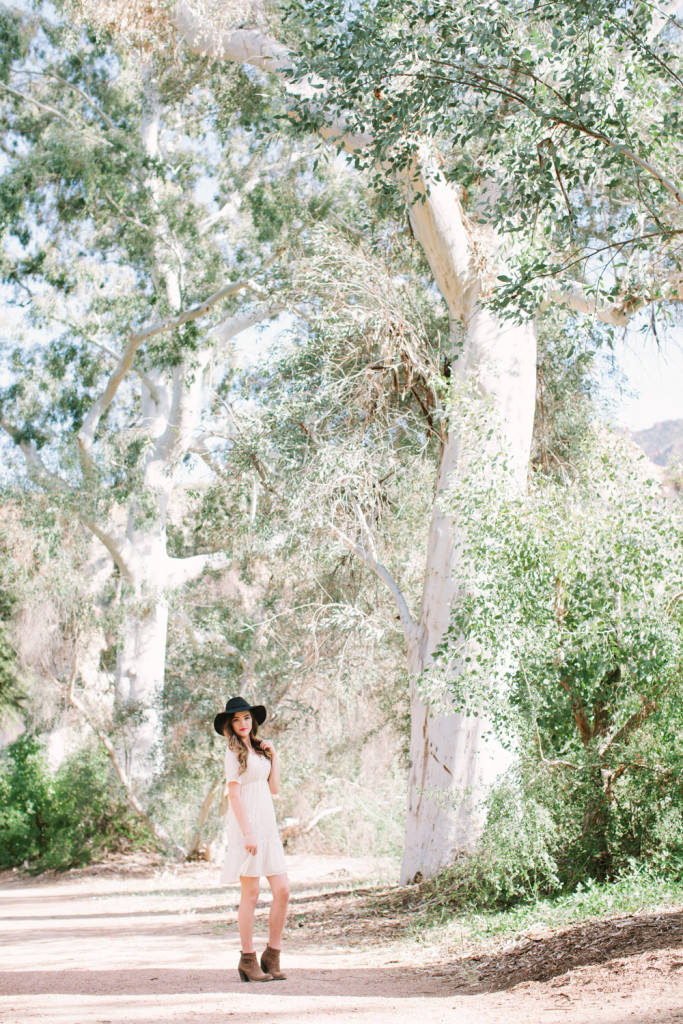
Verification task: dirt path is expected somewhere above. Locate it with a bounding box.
[1,855,683,1024]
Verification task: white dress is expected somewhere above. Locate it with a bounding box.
[219,746,287,883]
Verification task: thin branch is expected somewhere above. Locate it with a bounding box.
[0,80,111,146]
[0,80,77,128]
[127,277,266,345]
[646,0,683,43]
[78,332,146,477]
[279,804,343,842]
[521,662,577,770]
[88,338,163,405]
[0,414,138,576]
[20,69,116,130]
[46,72,116,130]
[599,699,658,757]
[240,620,265,693]
[170,608,246,665]
[189,437,233,481]
[329,517,418,646]
[0,415,69,491]
[405,61,683,208]
[78,277,263,474]
[65,666,185,859]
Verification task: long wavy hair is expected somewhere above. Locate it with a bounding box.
[224,714,272,775]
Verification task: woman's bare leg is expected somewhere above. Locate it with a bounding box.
[238,876,260,952]
[266,873,290,949]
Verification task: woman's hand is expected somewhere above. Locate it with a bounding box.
[260,739,276,757]
[244,833,257,856]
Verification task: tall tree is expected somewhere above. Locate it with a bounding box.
[165,0,683,880]
[0,6,323,787]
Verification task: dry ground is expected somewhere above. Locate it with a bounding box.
[1,854,683,1024]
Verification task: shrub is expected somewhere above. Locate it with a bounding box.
[0,735,154,872]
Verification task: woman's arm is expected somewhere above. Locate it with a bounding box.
[260,741,280,794]
[228,781,257,854]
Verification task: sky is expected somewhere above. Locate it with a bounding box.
[595,326,683,433]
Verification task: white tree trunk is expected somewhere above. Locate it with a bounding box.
[401,308,537,882]
[399,159,538,879]
[116,588,169,783]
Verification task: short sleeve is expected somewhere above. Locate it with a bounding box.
[224,748,241,785]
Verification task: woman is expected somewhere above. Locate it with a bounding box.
[214,695,290,983]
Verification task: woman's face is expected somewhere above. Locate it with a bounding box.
[230,710,252,741]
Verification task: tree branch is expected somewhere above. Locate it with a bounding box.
[189,437,233,481]
[85,520,137,580]
[558,677,593,746]
[185,776,224,860]
[211,301,285,350]
[151,300,284,471]
[174,11,482,318]
[329,515,418,646]
[398,148,477,322]
[0,415,69,491]
[173,5,373,152]
[552,270,683,326]
[88,338,164,404]
[647,0,683,43]
[165,550,233,589]
[78,277,263,475]
[20,69,117,130]
[599,699,658,757]
[550,284,632,327]
[0,414,139,577]
[0,80,109,141]
[170,608,246,664]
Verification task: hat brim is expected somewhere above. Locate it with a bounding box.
[214,704,267,735]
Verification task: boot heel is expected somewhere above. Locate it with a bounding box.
[238,969,249,982]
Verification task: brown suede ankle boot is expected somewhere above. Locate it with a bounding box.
[260,945,286,980]
[238,951,272,982]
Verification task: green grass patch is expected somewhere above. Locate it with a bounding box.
[408,867,683,949]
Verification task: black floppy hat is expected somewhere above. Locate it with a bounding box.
[214,695,267,736]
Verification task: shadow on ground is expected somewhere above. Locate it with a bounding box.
[0,965,452,999]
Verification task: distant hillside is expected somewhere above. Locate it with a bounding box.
[630,419,683,467]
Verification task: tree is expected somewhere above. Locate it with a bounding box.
[159,0,683,880]
[430,422,683,880]
[0,6,325,788]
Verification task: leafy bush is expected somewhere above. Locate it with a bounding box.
[0,585,25,716]
[0,735,154,872]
